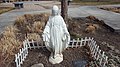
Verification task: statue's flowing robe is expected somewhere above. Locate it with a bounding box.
[42,15,70,56]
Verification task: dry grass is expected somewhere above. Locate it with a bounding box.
[26,33,41,41]
[99,7,120,13]
[0,26,21,66]
[14,16,26,26]
[14,13,49,33]
[0,13,50,66]
[85,23,100,34]
[86,15,99,21]
[32,21,45,33]
[85,25,96,33]
[0,7,14,14]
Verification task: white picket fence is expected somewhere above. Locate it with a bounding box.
[87,38,108,67]
[15,37,108,67]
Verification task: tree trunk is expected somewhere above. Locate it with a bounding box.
[61,0,68,23]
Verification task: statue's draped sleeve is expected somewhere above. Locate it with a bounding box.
[60,16,70,48]
[61,16,69,35]
[42,17,51,42]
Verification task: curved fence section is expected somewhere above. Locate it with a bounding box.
[15,37,108,67]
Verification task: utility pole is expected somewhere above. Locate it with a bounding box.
[61,0,68,23]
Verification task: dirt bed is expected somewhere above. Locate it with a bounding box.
[21,16,120,67]
[68,17,120,66]
[21,46,90,67]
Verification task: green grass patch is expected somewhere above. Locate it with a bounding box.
[0,7,15,14]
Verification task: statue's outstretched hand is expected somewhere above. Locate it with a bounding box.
[42,33,50,42]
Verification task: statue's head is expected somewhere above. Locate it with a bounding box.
[52,5,59,16]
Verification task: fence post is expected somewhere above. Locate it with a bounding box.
[97,50,101,60]
[21,48,24,61]
[19,49,22,64]
[23,41,26,60]
[100,51,105,65]
[91,40,95,52]
[103,56,108,67]
[24,40,27,58]
[27,39,31,49]
[84,37,87,46]
[94,46,99,59]
[20,49,23,64]
[93,44,97,58]
[15,54,18,67]
[80,38,83,47]
[18,53,20,67]
[72,39,75,48]
[88,37,91,46]
[26,40,28,57]
[76,38,79,47]
[32,40,35,49]
[89,38,94,51]
[36,40,40,48]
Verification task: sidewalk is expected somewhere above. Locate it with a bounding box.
[0,1,120,33]
[0,1,79,33]
[0,1,51,32]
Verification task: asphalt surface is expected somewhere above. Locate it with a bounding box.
[0,1,120,33]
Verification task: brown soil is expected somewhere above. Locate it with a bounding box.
[68,17,120,66]
[68,17,120,51]
[21,46,91,67]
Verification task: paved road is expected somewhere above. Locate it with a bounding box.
[0,1,120,33]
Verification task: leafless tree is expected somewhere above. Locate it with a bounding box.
[61,0,68,23]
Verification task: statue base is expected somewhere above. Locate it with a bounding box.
[49,53,63,64]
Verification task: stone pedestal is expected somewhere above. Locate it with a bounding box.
[49,53,63,64]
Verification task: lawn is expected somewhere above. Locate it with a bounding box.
[0,7,14,14]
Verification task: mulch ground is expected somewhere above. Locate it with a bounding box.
[21,46,90,67]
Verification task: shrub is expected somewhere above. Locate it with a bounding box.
[32,21,45,33]
[26,33,41,41]
[85,25,96,33]
[14,16,26,27]
[0,25,21,66]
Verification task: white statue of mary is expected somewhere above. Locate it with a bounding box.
[42,5,70,64]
